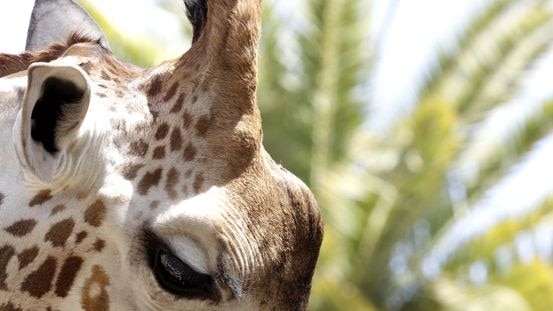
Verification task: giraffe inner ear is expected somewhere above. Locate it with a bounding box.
[26,0,110,51]
[17,63,90,183]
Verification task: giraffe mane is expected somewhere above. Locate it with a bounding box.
[0,32,102,78]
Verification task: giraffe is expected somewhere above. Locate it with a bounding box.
[0,0,324,310]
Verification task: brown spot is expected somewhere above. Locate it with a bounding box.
[81,265,110,311]
[0,303,22,311]
[50,204,66,216]
[107,64,120,77]
[84,200,107,227]
[195,115,211,137]
[155,123,170,140]
[55,256,83,297]
[76,231,88,244]
[170,93,185,113]
[149,201,160,209]
[153,146,166,160]
[182,111,193,129]
[76,191,88,201]
[170,128,183,152]
[200,80,209,93]
[163,81,179,102]
[18,246,39,270]
[129,140,149,157]
[121,163,144,180]
[135,121,150,134]
[191,94,198,105]
[165,168,180,199]
[45,218,75,247]
[5,219,37,237]
[138,168,163,195]
[79,62,93,75]
[21,256,57,298]
[151,110,160,122]
[0,193,4,205]
[101,70,112,81]
[0,246,15,290]
[181,184,189,195]
[183,143,197,162]
[134,211,144,221]
[93,239,106,252]
[146,74,163,98]
[184,169,193,179]
[96,93,107,98]
[112,119,127,131]
[193,174,205,193]
[29,190,52,207]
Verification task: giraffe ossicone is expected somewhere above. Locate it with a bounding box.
[0,0,323,310]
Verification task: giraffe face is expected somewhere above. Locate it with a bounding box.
[0,1,323,310]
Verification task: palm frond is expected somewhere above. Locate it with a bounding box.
[445,196,553,273]
[302,0,370,188]
[258,2,314,180]
[78,0,168,67]
[464,101,553,203]
[456,4,553,117]
[418,0,517,102]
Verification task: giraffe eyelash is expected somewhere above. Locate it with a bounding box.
[142,229,221,302]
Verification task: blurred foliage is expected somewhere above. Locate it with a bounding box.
[83,0,553,310]
[79,0,175,66]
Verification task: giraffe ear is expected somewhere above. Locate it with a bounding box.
[26,0,110,51]
[15,63,91,183]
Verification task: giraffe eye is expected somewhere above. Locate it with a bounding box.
[154,248,215,297]
[145,231,219,300]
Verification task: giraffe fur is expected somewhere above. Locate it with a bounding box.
[0,1,323,310]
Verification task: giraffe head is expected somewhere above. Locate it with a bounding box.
[0,0,323,310]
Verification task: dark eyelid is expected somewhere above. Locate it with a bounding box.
[142,229,221,301]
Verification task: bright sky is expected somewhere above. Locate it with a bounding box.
[372,0,553,266]
[1,0,551,270]
[0,0,187,58]
[0,1,33,53]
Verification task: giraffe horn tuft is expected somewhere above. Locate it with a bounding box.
[184,0,208,43]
